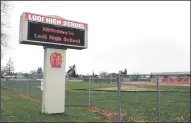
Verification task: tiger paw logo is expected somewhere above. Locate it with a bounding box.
[50,52,62,68]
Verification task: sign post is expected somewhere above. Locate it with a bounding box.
[42,47,66,114]
[19,12,88,114]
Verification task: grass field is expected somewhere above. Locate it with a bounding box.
[1,81,190,122]
[1,89,105,122]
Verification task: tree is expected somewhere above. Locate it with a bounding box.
[100,71,108,78]
[37,67,43,74]
[67,64,78,77]
[1,66,7,77]
[123,68,127,75]
[119,68,127,75]
[2,57,14,76]
[1,1,11,57]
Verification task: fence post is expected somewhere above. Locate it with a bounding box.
[92,75,94,83]
[33,82,34,97]
[27,80,29,96]
[88,76,91,107]
[156,75,160,122]
[117,74,122,122]
[19,80,21,94]
[20,80,22,94]
[111,74,112,83]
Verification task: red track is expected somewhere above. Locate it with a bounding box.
[122,81,190,86]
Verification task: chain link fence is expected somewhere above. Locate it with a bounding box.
[1,78,42,100]
[1,73,190,122]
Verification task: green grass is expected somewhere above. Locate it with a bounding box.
[66,82,190,122]
[66,82,116,90]
[65,90,190,122]
[2,81,190,122]
[1,89,105,122]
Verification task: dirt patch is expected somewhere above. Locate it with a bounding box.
[3,88,127,122]
[72,106,127,122]
[122,81,190,86]
[96,86,156,91]
[3,88,41,103]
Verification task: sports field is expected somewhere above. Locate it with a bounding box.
[1,81,190,122]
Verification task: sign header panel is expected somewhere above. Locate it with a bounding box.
[19,12,88,49]
[24,13,88,30]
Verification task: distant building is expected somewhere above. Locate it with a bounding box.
[3,75,16,78]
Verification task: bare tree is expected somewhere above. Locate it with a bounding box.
[6,57,14,75]
[1,1,11,57]
[1,57,14,76]
[1,66,7,77]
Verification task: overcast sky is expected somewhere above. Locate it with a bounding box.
[1,1,190,75]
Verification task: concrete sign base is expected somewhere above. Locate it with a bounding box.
[42,47,66,114]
